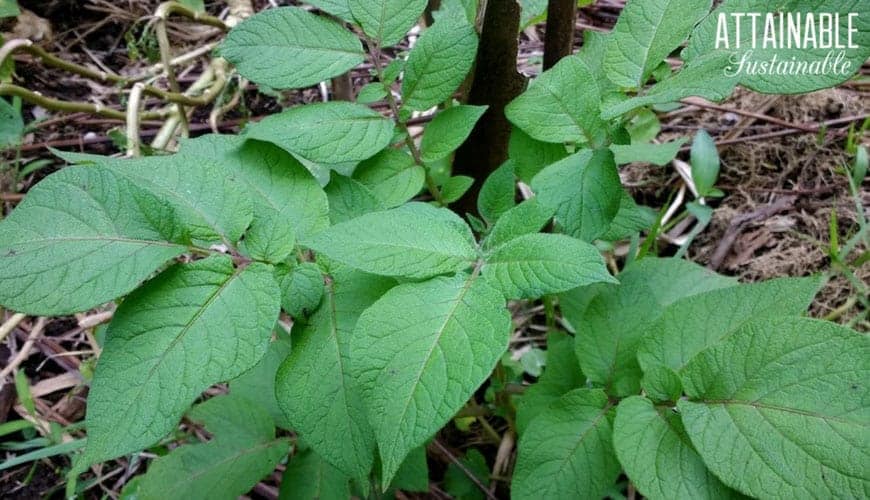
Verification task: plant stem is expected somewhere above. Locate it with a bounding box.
[0,84,168,120]
[367,42,445,205]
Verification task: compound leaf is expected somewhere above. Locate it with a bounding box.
[483,233,616,300]
[351,273,511,484]
[401,18,478,111]
[512,389,620,500]
[246,102,394,164]
[614,396,741,500]
[82,256,280,465]
[679,317,870,499]
[275,267,393,479]
[308,202,477,279]
[221,7,364,89]
[349,0,427,46]
[605,0,712,88]
[0,166,186,315]
[135,395,288,500]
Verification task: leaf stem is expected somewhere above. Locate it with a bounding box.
[366,41,445,205]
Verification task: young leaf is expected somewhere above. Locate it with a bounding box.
[604,0,712,88]
[636,276,821,373]
[230,333,293,427]
[684,0,870,94]
[280,448,351,500]
[82,256,280,466]
[512,389,620,500]
[276,267,393,479]
[690,130,720,196]
[482,233,616,299]
[0,97,23,148]
[505,55,607,146]
[679,317,869,499]
[515,332,584,435]
[613,396,740,500]
[353,149,425,208]
[401,17,478,111]
[308,202,477,279]
[440,175,475,204]
[641,366,682,404]
[0,166,186,315]
[221,7,364,90]
[0,0,20,18]
[443,449,489,499]
[598,191,656,242]
[351,273,511,484]
[275,262,325,318]
[531,149,621,242]
[349,0,427,46]
[324,174,385,223]
[484,198,554,250]
[420,105,487,162]
[560,257,735,397]
[135,395,288,500]
[508,127,568,184]
[476,161,516,224]
[245,101,394,164]
[610,138,688,166]
[389,445,429,493]
[356,82,388,103]
[240,212,296,263]
[178,136,330,245]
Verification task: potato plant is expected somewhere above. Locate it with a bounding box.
[0,0,867,498]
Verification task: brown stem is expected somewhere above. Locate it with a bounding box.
[543,0,577,70]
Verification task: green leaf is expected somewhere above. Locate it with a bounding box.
[614,396,740,500]
[611,138,688,166]
[353,149,424,208]
[531,149,621,242]
[443,449,489,500]
[402,18,478,111]
[279,448,350,500]
[82,256,280,465]
[477,161,516,224]
[441,175,475,203]
[641,365,682,403]
[684,0,870,94]
[483,233,615,299]
[351,273,511,484]
[309,202,477,279]
[324,174,385,223]
[604,0,712,88]
[0,97,23,148]
[276,262,325,318]
[690,130,720,196]
[636,277,820,373]
[389,445,429,492]
[349,0,427,46]
[484,199,554,250]
[0,0,19,18]
[221,7,364,90]
[178,136,330,245]
[245,102,394,164]
[602,52,739,119]
[505,55,607,146]
[515,331,584,435]
[561,257,735,397]
[135,395,288,500]
[679,317,869,499]
[356,82,388,103]
[433,0,478,25]
[306,0,354,21]
[276,266,393,479]
[508,127,568,184]
[230,333,293,427]
[512,389,620,500]
[240,212,295,263]
[178,0,204,11]
[0,166,186,315]
[420,105,487,162]
[598,191,656,241]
